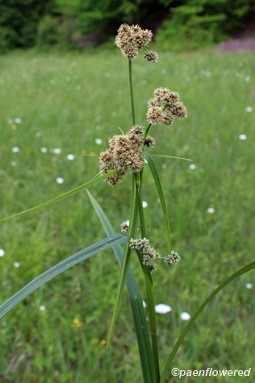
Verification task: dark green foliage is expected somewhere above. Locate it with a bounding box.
[54,0,164,47]
[36,15,80,51]
[36,16,60,51]
[157,0,255,50]
[1,0,255,52]
[0,0,54,53]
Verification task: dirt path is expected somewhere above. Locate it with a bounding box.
[218,37,255,52]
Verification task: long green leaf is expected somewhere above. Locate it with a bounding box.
[135,171,159,382]
[87,191,154,383]
[0,234,128,320]
[151,154,192,161]
[106,173,139,348]
[161,261,255,382]
[145,152,171,252]
[0,170,116,224]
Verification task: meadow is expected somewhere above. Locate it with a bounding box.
[0,47,255,382]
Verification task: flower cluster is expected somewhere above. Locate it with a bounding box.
[147,87,187,125]
[144,136,156,148]
[99,125,144,185]
[129,237,181,271]
[144,51,158,64]
[115,24,156,61]
[164,251,181,265]
[120,221,129,234]
[129,237,159,272]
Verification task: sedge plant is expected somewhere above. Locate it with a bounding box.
[1,24,255,383]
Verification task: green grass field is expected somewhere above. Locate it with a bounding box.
[0,47,255,383]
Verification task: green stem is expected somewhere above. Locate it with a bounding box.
[144,123,152,141]
[144,270,160,383]
[106,174,138,345]
[129,60,136,125]
[136,171,146,237]
[129,57,159,382]
[137,170,160,383]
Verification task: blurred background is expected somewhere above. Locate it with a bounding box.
[0,1,255,383]
[0,0,255,53]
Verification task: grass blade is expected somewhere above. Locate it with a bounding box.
[151,154,192,161]
[0,234,128,320]
[0,170,116,224]
[105,174,139,347]
[134,172,159,382]
[87,191,154,383]
[145,151,171,252]
[161,260,255,382]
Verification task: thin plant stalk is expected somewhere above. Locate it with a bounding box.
[106,177,138,345]
[129,60,136,125]
[129,59,160,382]
[144,270,159,383]
[144,123,152,140]
[136,172,160,383]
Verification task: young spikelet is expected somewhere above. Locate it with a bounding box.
[99,125,144,185]
[144,136,156,148]
[120,221,129,234]
[129,237,160,272]
[164,251,181,265]
[147,87,187,125]
[115,24,154,60]
[144,51,158,64]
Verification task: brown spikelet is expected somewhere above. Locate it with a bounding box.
[115,24,154,60]
[147,87,187,125]
[99,125,144,185]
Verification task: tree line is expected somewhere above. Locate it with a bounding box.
[0,0,254,53]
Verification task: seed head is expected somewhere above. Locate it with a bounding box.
[147,88,187,126]
[120,221,129,234]
[144,51,158,64]
[144,136,156,148]
[115,24,153,60]
[99,125,144,185]
[129,237,160,272]
[129,237,150,252]
[146,105,165,125]
[153,88,180,104]
[164,251,181,265]
[170,101,187,118]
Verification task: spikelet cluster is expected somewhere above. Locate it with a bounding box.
[129,237,159,272]
[144,136,156,148]
[144,51,158,64]
[164,251,181,265]
[99,125,144,185]
[120,221,129,234]
[147,87,187,125]
[115,24,153,60]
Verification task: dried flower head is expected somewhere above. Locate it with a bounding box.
[147,87,187,125]
[99,125,144,185]
[164,251,181,265]
[144,51,158,64]
[115,24,153,60]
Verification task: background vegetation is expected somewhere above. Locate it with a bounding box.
[0,47,254,382]
[1,0,255,53]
